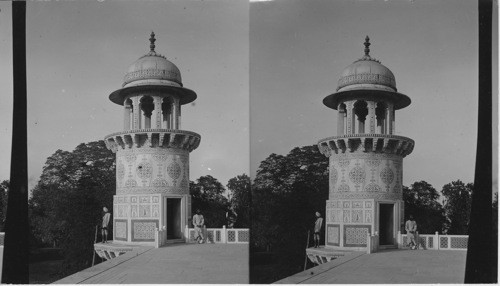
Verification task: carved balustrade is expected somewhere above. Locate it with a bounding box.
[318,134,414,157]
[104,129,201,152]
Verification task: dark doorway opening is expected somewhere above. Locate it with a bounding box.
[167,198,182,239]
[379,203,394,245]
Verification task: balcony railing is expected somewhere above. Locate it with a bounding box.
[154,226,249,248]
[185,225,249,244]
[397,231,468,250]
[317,134,414,157]
[104,129,201,152]
[365,231,468,254]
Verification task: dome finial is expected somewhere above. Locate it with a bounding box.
[149,31,156,53]
[364,35,371,56]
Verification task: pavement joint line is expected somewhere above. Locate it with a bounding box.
[75,247,155,284]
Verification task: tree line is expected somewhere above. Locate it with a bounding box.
[249,144,493,283]
[20,140,249,278]
[0,141,494,282]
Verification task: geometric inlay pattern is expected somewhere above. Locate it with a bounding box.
[440,237,448,248]
[349,167,366,184]
[117,162,125,180]
[125,179,138,188]
[365,159,381,168]
[450,237,468,249]
[351,210,363,223]
[151,178,169,187]
[152,205,160,217]
[338,183,350,192]
[365,210,372,223]
[344,225,370,247]
[343,210,350,222]
[228,230,236,242]
[139,205,151,217]
[338,159,350,168]
[136,161,153,179]
[364,183,382,192]
[132,220,158,241]
[352,201,363,208]
[238,230,250,242]
[330,167,338,185]
[380,167,394,185]
[327,224,340,246]
[167,161,182,180]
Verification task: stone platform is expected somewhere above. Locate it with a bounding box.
[276,248,467,284]
[54,243,248,284]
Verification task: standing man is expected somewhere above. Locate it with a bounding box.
[102,207,111,243]
[193,209,205,244]
[313,211,323,248]
[405,215,418,249]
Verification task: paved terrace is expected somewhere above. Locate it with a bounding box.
[55,243,248,284]
[276,249,467,284]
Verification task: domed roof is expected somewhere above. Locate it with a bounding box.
[323,36,411,110]
[337,37,396,92]
[122,32,182,88]
[109,32,197,106]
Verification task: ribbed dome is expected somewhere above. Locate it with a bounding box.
[337,57,396,92]
[323,36,411,110]
[123,53,182,88]
[108,32,197,106]
[121,32,182,88]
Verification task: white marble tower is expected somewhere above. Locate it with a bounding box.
[104,32,200,245]
[317,37,414,251]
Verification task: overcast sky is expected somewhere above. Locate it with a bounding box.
[250,0,480,191]
[0,0,249,190]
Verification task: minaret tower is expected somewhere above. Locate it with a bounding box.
[317,37,414,252]
[104,32,200,245]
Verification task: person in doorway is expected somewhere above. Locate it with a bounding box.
[405,215,418,249]
[102,207,111,243]
[193,209,205,244]
[313,211,323,248]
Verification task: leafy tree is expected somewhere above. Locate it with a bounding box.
[441,180,473,234]
[251,145,328,283]
[190,175,230,228]
[29,140,115,276]
[227,174,250,228]
[0,180,8,232]
[403,181,446,234]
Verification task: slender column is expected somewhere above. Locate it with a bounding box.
[368,101,376,134]
[386,103,393,134]
[162,99,170,129]
[154,96,162,129]
[383,107,387,134]
[132,97,141,130]
[172,97,178,130]
[178,103,182,130]
[169,103,173,129]
[129,106,133,129]
[344,111,347,134]
[123,101,131,131]
[392,109,396,134]
[337,104,345,135]
[345,101,354,135]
